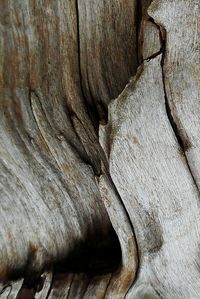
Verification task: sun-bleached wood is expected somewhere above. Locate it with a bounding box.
[0,0,199,298]
[103,0,200,297]
[149,0,200,189]
[107,55,200,299]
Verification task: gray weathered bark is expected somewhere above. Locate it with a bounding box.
[0,0,199,298]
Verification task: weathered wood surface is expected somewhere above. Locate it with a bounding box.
[0,280,22,299]
[0,0,199,298]
[150,0,200,188]
[0,0,138,297]
[107,56,200,298]
[104,0,200,298]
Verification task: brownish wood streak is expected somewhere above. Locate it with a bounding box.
[0,0,117,283]
[77,0,138,124]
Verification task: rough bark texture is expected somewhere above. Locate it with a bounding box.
[0,0,199,298]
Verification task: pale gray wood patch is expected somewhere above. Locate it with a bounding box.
[107,56,200,298]
[142,20,161,60]
[138,0,161,62]
[149,0,200,189]
[0,280,22,299]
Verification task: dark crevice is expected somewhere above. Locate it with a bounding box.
[147,16,200,194]
[14,232,121,298]
[135,0,143,64]
[102,274,113,299]
[143,49,162,62]
[75,0,100,131]
[15,275,46,299]
[44,272,54,299]
[0,284,12,297]
[66,275,74,299]
[158,25,186,149]
[53,230,122,277]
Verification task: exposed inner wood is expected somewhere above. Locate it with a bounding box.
[149,0,200,193]
[0,0,199,298]
[103,0,200,298]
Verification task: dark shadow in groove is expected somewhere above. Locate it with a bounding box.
[6,229,121,298]
[54,229,122,277]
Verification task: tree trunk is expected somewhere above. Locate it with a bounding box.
[0,0,199,298]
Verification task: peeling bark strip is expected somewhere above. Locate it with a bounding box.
[0,0,199,298]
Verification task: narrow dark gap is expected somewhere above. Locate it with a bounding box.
[74,0,100,132]
[135,0,143,64]
[146,12,187,153]
[148,17,200,194]
[162,58,200,192]
[159,25,185,150]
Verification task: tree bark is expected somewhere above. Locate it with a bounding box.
[0,0,199,298]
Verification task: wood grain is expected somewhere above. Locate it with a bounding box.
[77,0,138,124]
[0,0,199,297]
[149,0,200,188]
[0,0,117,284]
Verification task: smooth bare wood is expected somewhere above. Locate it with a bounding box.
[141,20,161,60]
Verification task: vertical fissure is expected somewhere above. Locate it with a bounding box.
[135,0,143,64]
[148,18,200,195]
[75,0,100,130]
[75,0,84,103]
